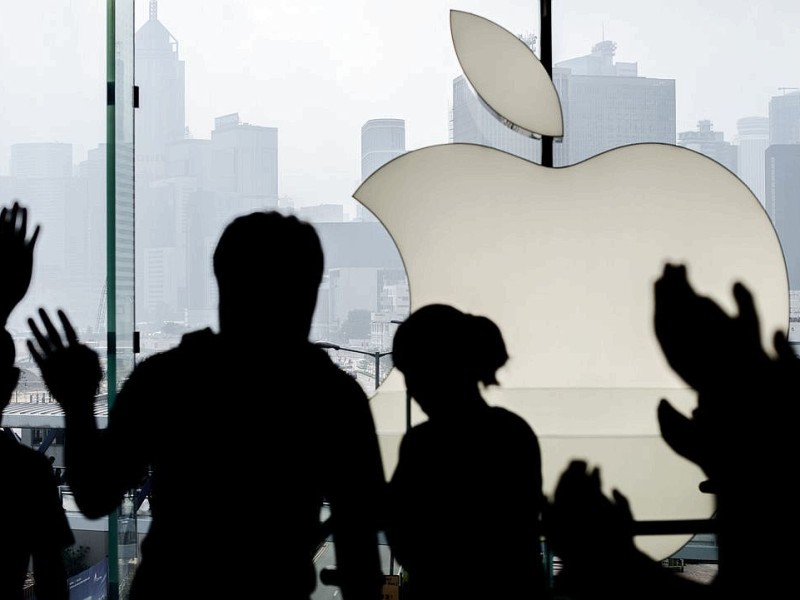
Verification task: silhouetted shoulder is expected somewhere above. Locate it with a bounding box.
[404,405,536,441]
[303,344,372,405]
[157,327,217,364]
[487,406,538,436]
[108,327,219,431]
[116,328,216,385]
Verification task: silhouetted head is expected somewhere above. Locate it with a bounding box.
[0,329,19,413]
[392,304,508,418]
[213,211,324,342]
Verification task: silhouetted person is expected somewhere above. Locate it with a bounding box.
[0,201,72,600]
[28,211,387,600]
[545,263,797,599]
[386,304,548,600]
[47,456,63,486]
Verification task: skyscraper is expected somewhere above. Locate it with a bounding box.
[735,116,769,207]
[769,89,800,145]
[553,40,676,166]
[766,91,800,329]
[361,118,406,181]
[765,144,800,283]
[5,143,75,328]
[210,113,278,201]
[359,118,405,221]
[9,142,72,274]
[677,120,737,174]
[135,0,186,182]
[765,144,800,342]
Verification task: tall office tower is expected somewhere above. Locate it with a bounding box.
[769,89,800,145]
[9,143,72,276]
[554,40,676,166]
[677,120,738,174]
[135,0,186,182]
[142,246,183,322]
[361,118,406,181]
[5,143,74,329]
[359,118,406,222]
[735,116,769,207]
[450,75,540,162]
[67,145,108,326]
[765,144,800,341]
[210,112,279,222]
[134,1,185,325]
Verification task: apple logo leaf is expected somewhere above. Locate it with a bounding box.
[357,11,788,560]
[450,9,563,138]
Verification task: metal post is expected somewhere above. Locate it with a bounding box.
[541,0,554,168]
[106,1,119,597]
[405,390,411,432]
[374,352,381,390]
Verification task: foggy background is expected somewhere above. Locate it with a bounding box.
[1,0,799,394]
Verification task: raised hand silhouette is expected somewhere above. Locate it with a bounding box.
[654,263,768,395]
[545,460,637,568]
[0,200,40,325]
[653,263,790,486]
[545,459,708,600]
[27,308,103,412]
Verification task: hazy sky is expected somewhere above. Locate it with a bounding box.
[2,1,799,213]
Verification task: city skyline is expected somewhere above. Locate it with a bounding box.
[1,1,798,335]
[2,1,798,210]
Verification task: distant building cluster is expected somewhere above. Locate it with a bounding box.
[132,8,411,346]
[0,3,412,355]
[2,13,799,348]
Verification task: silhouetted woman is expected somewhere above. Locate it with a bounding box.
[386,304,548,600]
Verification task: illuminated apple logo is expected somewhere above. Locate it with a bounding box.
[357,10,788,559]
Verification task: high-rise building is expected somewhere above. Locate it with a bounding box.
[135,0,186,181]
[553,40,676,166]
[361,118,406,181]
[765,144,800,341]
[359,119,405,222]
[765,144,800,278]
[735,116,769,207]
[677,120,737,174]
[9,142,72,273]
[210,113,278,200]
[769,89,800,145]
[5,143,74,328]
[67,145,107,327]
[142,246,183,322]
